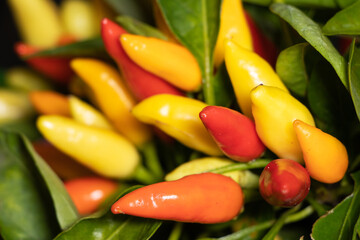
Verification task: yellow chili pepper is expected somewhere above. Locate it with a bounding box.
[59,0,99,40]
[293,119,348,184]
[132,94,222,156]
[70,58,151,146]
[0,89,34,124]
[225,39,288,118]
[37,115,140,179]
[68,95,114,130]
[7,0,63,47]
[120,34,202,92]
[165,157,259,189]
[250,85,315,163]
[214,0,253,68]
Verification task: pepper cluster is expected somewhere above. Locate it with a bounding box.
[1,0,354,238]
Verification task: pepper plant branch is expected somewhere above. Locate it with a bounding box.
[208,159,272,174]
[140,141,164,180]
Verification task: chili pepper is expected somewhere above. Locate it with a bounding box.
[101,18,184,101]
[259,159,310,207]
[29,90,70,116]
[65,177,119,215]
[69,95,114,130]
[111,172,243,224]
[293,119,348,184]
[250,85,315,163]
[32,140,96,180]
[224,39,288,118]
[0,88,34,124]
[120,33,202,92]
[199,105,265,162]
[59,0,99,41]
[4,67,52,92]
[165,157,259,189]
[7,0,63,48]
[37,115,140,179]
[70,58,151,146]
[132,94,222,156]
[213,0,253,68]
[14,42,74,84]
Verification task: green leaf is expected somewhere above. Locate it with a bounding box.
[116,15,168,40]
[348,39,360,122]
[156,0,221,105]
[0,131,56,240]
[276,42,309,97]
[243,0,338,8]
[55,186,162,240]
[323,0,360,36]
[22,136,79,230]
[211,63,235,107]
[0,118,41,141]
[25,37,107,59]
[270,3,348,89]
[311,171,360,240]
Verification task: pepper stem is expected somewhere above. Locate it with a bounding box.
[208,159,271,174]
[140,141,164,180]
[132,165,157,185]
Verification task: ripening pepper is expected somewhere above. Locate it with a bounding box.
[101,18,184,101]
[132,94,222,156]
[37,115,140,179]
[7,0,63,48]
[111,172,243,224]
[0,88,35,124]
[14,42,74,84]
[293,120,348,184]
[70,58,151,146]
[65,177,119,215]
[4,67,52,92]
[250,85,315,163]
[213,0,253,68]
[120,34,202,92]
[224,39,288,118]
[199,106,265,162]
[165,157,259,189]
[59,0,99,41]
[29,90,70,116]
[68,95,114,130]
[32,140,96,180]
[259,159,310,207]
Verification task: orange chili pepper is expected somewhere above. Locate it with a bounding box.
[29,90,70,116]
[111,172,243,224]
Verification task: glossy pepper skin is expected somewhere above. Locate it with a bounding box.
[200,106,265,162]
[70,58,151,146]
[111,172,243,224]
[120,34,202,92]
[68,95,114,130]
[213,0,253,68]
[65,177,118,215]
[224,39,288,118]
[37,115,140,179]
[14,42,74,84]
[259,159,310,207]
[101,18,183,101]
[132,94,222,156]
[250,85,315,163]
[293,120,348,184]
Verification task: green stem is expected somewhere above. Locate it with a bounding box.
[168,222,183,240]
[284,205,314,224]
[141,141,164,179]
[208,159,271,174]
[132,165,157,185]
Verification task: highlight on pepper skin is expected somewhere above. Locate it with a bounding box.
[259,159,311,207]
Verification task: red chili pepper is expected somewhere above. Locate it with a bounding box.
[259,159,311,207]
[14,42,74,84]
[244,11,278,67]
[199,106,265,162]
[111,172,243,224]
[65,177,119,215]
[101,18,184,101]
